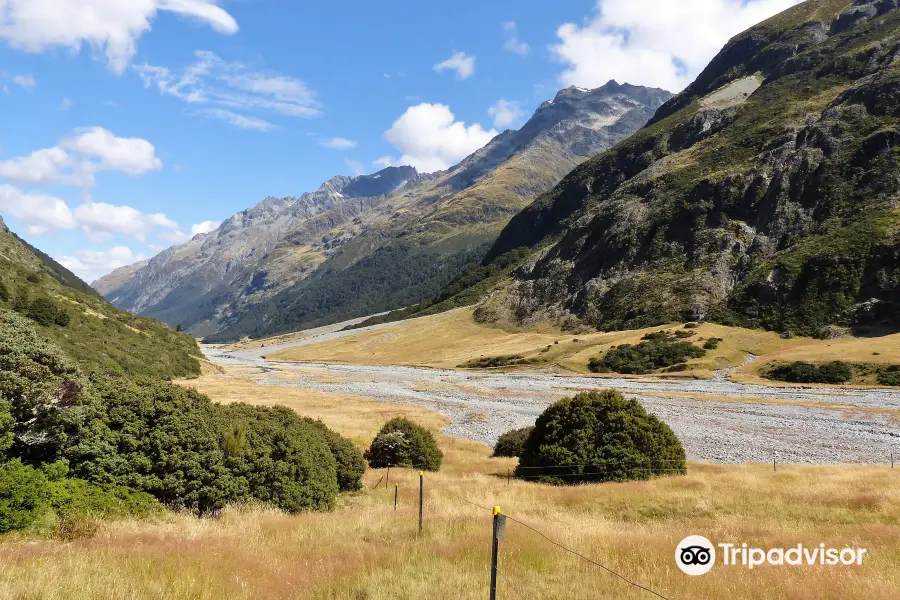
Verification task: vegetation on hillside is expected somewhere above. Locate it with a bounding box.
[365,418,443,471]
[474,1,900,338]
[516,390,686,484]
[0,308,364,531]
[589,331,707,374]
[0,228,201,380]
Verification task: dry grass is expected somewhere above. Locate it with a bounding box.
[1,364,898,600]
[265,308,900,388]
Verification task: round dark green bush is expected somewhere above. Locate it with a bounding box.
[26,297,62,327]
[516,390,686,484]
[365,418,443,471]
[0,281,9,303]
[589,337,705,374]
[703,337,723,350]
[492,426,534,458]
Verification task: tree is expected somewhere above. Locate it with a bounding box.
[365,418,443,471]
[0,280,9,303]
[493,426,534,458]
[516,390,686,484]
[176,323,183,332]
[26,297,61,327]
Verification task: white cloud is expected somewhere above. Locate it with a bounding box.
[0,184,76,234]
[61,127,163,175]
[12,73,35,90]
[191,220,220,235]
[319,137,357,150]
[551,0,804,92]
[373,156,395,169]
[198,108,275,131]
[433,52,475,81]
[502,22,529,56]
[73,201,178,242]
[0,0,237,74]
[345,159,366,176]
[57,245,148,283]
[135,50,320,130]
[383,103,497,172]
[488,99,526,129]
[59,96,72,111]
[157,229,189,244]
[0,127,162,188]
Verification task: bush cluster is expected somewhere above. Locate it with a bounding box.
[589,333,705,374]
[459,355,529,368]
[492,426,534,458]
[765,361,853,384]
[703,337,724,350]
[365,418,442,471]
[876,366,900,387]
[0,309,364,530]
[24,297,70,328]
[516,390,686,484]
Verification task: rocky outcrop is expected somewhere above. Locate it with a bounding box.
[478,0,900,337]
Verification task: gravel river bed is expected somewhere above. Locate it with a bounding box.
[203,337,900,464]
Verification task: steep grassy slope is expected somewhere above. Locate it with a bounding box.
[477,0,900,337]
[0,220,201,379]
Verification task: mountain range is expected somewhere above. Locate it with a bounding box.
[94,82,672,340]
[468,0,900,337]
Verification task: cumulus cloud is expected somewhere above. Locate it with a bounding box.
[551,0,803,92]
[57,245,148,283]
[319,137,357,150]
[0,0,237,74]
[135,50,320,130]
[191,220,220,236]
[12,73,35,90]
[0,127,162,188]
[0,184,76,235]
[382,103,497,173]
[433,52,475,80]
[73,201,179,242]
[488,99,526,129]
[502,22,529,56]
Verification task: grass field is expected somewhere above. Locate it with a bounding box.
[265,308,900,386]
[0,365,896,600]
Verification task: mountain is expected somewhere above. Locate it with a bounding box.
[0,221,202,378]
[97,82,672,340]
[471,0,900,338]
[93,259,149,296]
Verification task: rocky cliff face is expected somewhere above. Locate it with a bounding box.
[478,0,900,337]
[97,84,671,339]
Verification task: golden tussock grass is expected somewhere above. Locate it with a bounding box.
[265,308,900,388]
[0,365,896,599]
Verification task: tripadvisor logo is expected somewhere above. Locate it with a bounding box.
[675,536,867,575]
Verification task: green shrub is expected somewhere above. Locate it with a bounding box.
[365,418,443,471]
[703,337,723,350]
[0,459,49,532]
[26,297,62,327]
[765,361,853,384]
[516,390,686,484]
[877,366,900,387]
[492,426,534,458]
[304,418,366,492]
[589,335,705,374]
[674,330,695,339]
[0,281,8,303]
[459,355,527,368]
[683,323,699,329]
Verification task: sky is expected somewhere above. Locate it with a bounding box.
[0,0,802,283]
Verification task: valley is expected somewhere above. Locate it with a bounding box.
[203,309,900,464]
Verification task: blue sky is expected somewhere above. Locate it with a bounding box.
[0,0,801,282]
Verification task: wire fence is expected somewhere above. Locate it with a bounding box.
[368,456,896,599]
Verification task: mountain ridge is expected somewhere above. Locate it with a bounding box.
[96,82,672,340]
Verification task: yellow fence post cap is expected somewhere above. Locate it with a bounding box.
[419,471,423,476]
[493,506,501,516]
